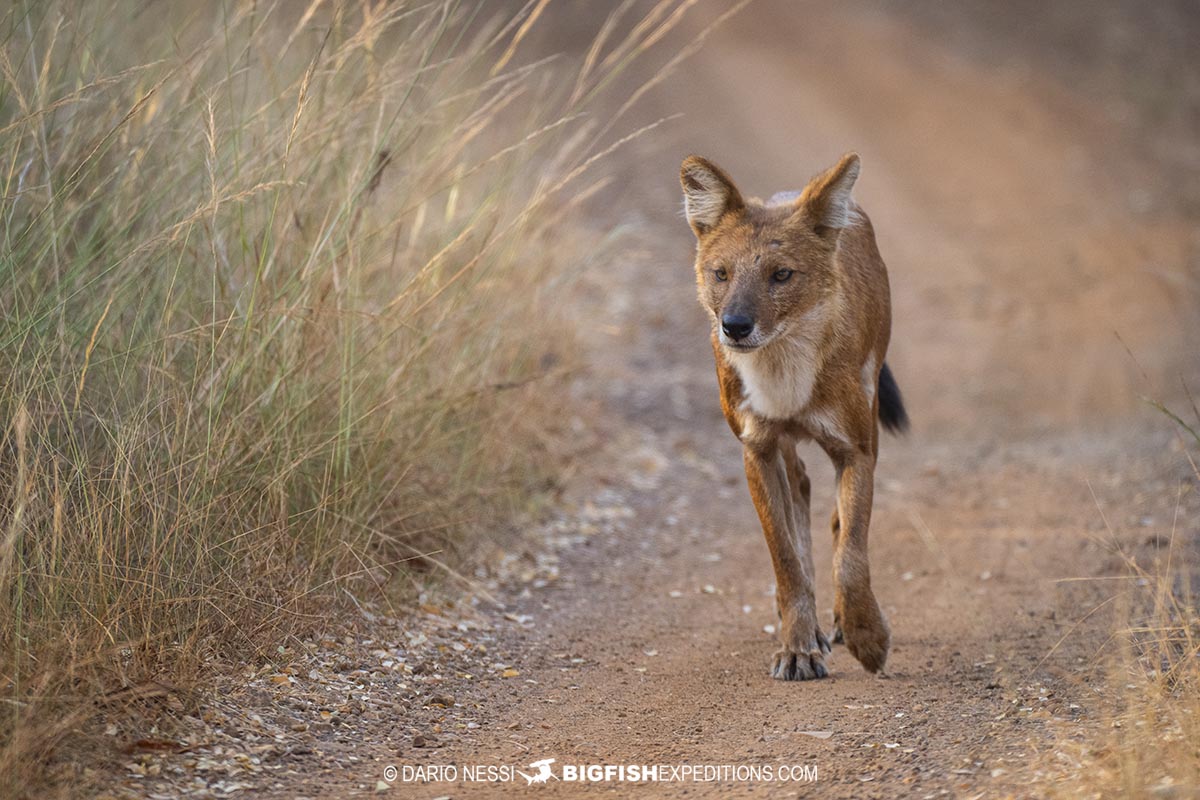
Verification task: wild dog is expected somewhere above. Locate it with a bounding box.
[680,152,908,680]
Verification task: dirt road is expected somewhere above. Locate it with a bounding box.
[416,5,1198,796]
[115,3,1198,798]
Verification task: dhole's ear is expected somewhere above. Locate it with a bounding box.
[796,152,861,237]
[680,156,744,237]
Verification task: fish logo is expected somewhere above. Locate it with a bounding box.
[516,758,558,785]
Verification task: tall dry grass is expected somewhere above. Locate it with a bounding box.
[0,0,700,792]
[1102,403,1200,797]
[1067,399,1200,797]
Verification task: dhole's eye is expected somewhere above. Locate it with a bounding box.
[772,268,794,283]
[714,268,728,282]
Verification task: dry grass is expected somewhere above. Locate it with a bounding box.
[0,0,698,793]
[1103,580,1200,796]
[1068,400,1200,797]
[1103,405,1200,797]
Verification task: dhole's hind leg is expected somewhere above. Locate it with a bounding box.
[742,441,830,680]
[830,508,845,644]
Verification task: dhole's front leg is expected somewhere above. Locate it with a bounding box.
[831,451,890,673]
[742,435,830,680]
[781,443,816,595]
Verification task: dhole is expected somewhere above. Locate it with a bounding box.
[680,152,908,680]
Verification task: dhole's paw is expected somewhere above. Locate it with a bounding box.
[840,603,890,673]
[770,628,831,681]
[770,646,829,681]
[830,617,845,645]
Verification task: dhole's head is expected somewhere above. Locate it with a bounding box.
[680,152,861,352]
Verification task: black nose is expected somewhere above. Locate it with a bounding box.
[721,313,754,341]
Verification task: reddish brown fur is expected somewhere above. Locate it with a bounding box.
[681,152,895,680]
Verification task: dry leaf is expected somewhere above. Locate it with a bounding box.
[798,731,833,739]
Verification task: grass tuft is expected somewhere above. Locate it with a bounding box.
[0,0,696,792]
[1067,392,1200,797]
[1104,397,1200,796]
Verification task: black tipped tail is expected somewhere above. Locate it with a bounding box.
[878,362,909,434]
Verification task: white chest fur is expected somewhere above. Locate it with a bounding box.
[726,303,831,421]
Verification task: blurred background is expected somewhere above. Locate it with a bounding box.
[1,1,1197,795]
[531,0,1200,438]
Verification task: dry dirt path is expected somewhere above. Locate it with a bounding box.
[410,5,1198,797]
[114,4,1197,799]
